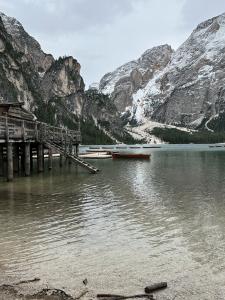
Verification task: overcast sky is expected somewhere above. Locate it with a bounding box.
[1,0,225,86]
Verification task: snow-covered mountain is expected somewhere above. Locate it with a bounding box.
[99,12,225,130]
[99,45,174,115]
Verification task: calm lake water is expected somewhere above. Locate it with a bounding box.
[1,146,225,299]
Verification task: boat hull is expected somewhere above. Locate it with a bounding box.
[112,153,150,159]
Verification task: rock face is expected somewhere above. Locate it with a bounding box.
[83,89,126,140]
[41,56,85,116]
[0,16,37,110]
[151,13,225,127]
[99,45,174,114]
[0,12,54,72]
[0,12,85,120]
[99,12,225,129]
[0,12,132,143]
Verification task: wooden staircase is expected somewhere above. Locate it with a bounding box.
[44,141,99,174]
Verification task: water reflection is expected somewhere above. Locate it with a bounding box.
[1,152,225,298]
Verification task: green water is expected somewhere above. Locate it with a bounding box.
[1,149,225,299]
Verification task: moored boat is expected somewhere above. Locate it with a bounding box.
[209,145,223,148]
[143,146,161,149]
[112,152,150,159]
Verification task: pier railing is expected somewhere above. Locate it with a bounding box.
[0,116,81,144]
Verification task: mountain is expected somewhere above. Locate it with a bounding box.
[152,12,225,129]
[0,12,134,144]
[0,12,54,73]
[99,45,174,117]
[99,12,225,132]
[0,12,85,117]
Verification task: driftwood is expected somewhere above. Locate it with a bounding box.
[14,277,40,285]
[97,294,154,300]
[145,282,167,294]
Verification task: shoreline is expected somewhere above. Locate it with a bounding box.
[0,281,91,300]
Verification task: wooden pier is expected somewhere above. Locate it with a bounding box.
[0,107,99,181]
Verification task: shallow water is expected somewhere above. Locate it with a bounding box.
[1,148,225,299]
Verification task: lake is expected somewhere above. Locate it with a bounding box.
[1,145,225,299]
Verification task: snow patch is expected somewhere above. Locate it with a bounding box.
[38,71,45,78]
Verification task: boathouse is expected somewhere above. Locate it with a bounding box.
[0,102,98,181]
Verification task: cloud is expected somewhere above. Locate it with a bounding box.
[1,0,135,34]
[0,0,224,86]
[181,0,225,30]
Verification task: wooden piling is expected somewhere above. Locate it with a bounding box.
[75,144,79,156]
[13,144,20,173]
[37,143,44,172]
[48,147,52,170]
[7,142,13,181]
[20,144,25,172]
[0,145,4,176]
[24,142,31,176]
[68,143,72,164]
[30,146,33,172]
[59,154,63,167]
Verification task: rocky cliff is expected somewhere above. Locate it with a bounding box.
[99,12,225,131]
[83,89,135,143]
[151,12,225,129]
[0,12,54,73]
[0,12,85,119]
[0,15,38,110]
[99,45,174,115]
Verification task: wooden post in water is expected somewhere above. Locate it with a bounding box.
[13,144,20,173]
[20,144,25,172]
[5,116,13,181]
[30,145,33,172]
[0,145,4,176]
[48,147,52,170]
[24,142,30,176]
[59,154,63,167]
[68,143,72,164]
[37,143,44,172]
[7,142,13,181]
[75,144,79,156]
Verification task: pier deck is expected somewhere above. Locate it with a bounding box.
[0,115,99,181]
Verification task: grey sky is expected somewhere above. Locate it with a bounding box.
[1,0,225,86]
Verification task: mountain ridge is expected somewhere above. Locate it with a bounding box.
[98,12,225,133]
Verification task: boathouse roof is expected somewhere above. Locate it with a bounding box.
[0,102,36,121]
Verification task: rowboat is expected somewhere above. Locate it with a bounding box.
[209,145,223,148]
[143,146,161,149]
[116,146,127,149]
[112,152,150,159]
[129,146,141,149]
